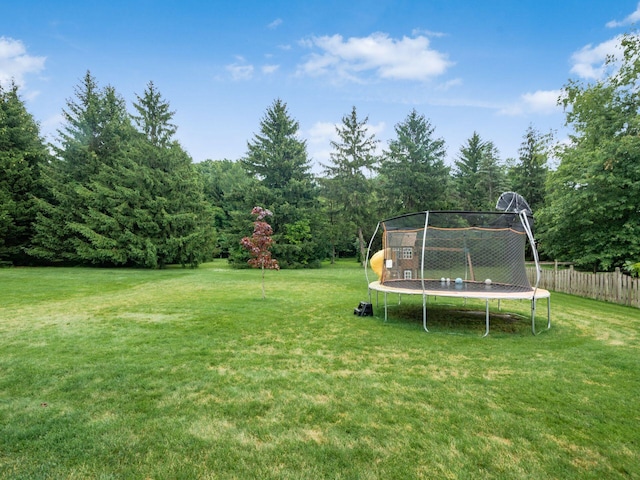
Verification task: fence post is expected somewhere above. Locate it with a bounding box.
[554,260,558,291]
[569,264,574,294]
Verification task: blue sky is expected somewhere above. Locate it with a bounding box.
[2,1,639,171]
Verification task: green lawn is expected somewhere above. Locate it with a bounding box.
[1,260,638,479]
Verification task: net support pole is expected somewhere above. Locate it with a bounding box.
[421,211,430,332]
[519,211,551,335]
[366,222,381,314]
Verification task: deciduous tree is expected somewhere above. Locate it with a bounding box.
[241,206,279,298]
[537,33,640,271]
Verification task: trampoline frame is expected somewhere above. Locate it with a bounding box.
[368,280,551,336]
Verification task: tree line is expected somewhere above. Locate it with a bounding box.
[2,33,640,272]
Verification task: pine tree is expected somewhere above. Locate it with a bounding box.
[31,74,215,267]
[237,99,325,268]
[130,82,216,267]
[0,82,49,265]
[29,71,129,264]
[476,141,507,210]
[454,132,506,210]
[132,81,177,148]
[454,132,485,210]
[379,109,450,214]
[509,125,550,212]
[322,106,379,264]
[55,82,137,266]
[196,159,253,256]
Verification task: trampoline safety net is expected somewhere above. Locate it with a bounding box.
[376,211,532,293]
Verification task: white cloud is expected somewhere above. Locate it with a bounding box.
[498,89,562,116]
[436,78,463,91]
[497,104,523,116]
[606,3,640,28]
[521,89,562,114]
[570,36,623,80]
[306,122,337,168]
[297,33,453,82]
[0,36,46,89]
[40,112,64,141]
[411,28,447,38]
[307,121,338,145]
[366,121,386,138]
[262,64,279,74]
[268,18,283,29]
[225,59,254,80]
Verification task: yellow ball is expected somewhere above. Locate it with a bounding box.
[369,249,386,278]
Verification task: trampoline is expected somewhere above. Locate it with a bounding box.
[365,193,551,336]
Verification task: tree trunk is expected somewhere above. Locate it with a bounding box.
[357,227,367,267]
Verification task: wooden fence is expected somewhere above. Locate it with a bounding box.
[526,263,640,308]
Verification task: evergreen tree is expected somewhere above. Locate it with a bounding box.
[454,132,507,210]
[130,82,216,267]
[508,125,550,212]
[237,99,325,268]
[30,72,129,264]
[317,178,358,261]
[454,132,485,210]
[476,141,507,210]
[31,73,215,267]
[132,81,177,147]
[196,159,253,256]
[378,109,450,215]
[0,82,49,265]
[322,106,379,264]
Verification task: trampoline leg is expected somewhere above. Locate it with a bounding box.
[384,292,388,323]
[532,297,551,335]
[547,297,551,330]
[531,299,537,335]
[483,299,490,337]
[423,293,429,332]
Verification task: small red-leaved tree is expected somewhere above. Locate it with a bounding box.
[240,206,280,299]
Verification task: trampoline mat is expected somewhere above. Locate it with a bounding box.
[382,279,533,294]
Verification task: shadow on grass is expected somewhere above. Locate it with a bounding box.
[374,302,534,336]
